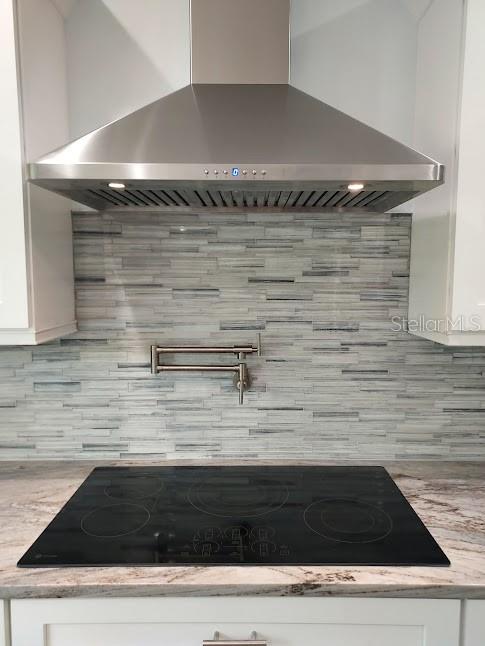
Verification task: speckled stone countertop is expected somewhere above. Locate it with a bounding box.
[0,460,484,599]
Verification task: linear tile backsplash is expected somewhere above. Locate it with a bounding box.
[0,210,484,460]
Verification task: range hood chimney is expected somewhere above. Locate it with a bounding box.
[28,0,443,212]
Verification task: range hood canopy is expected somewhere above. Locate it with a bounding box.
[28,0,443,213]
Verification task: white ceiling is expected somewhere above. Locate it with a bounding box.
[50,0,78,19]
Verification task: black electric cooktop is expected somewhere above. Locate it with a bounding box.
[18,466,449,567]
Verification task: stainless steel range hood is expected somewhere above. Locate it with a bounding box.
[28,0,443,213]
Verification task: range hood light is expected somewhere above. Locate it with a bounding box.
[108,182,126,189]
[348,183,365,192]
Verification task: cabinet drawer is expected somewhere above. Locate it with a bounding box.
[42,622,428,646]
[11,597,460,646]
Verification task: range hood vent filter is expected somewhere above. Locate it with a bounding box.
[57,186,419,213]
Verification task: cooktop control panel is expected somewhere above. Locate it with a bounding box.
[191,525,288,560]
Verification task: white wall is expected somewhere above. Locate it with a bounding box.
[290,0,419,146]
[65,0,419,144]
[65,0,191,138]
[18,0,70,159]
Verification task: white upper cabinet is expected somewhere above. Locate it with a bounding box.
[0,0,75,345]
[410,0,485,345]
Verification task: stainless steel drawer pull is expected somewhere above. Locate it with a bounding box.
[203,630,267,646]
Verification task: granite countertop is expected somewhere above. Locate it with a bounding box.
[0,460,484,599]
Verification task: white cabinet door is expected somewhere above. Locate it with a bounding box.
[0,0,75,345]
[410,0,485,345]
[0,0,31,333]
[450,0,485,331]
[463,601,485,646]
[0,600,8,646]
[11,597,460,646]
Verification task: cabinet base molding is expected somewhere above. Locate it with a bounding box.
[0,321,77,346]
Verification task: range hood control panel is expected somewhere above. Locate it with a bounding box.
[204,168,267,177]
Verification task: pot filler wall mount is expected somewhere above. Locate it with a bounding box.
[28,0,444,214]
[150,335,262,404]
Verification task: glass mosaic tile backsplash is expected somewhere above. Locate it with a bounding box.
[0,210,484,460]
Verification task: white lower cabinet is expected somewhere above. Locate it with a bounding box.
[0,600,7,646]
[10,597,460,646]
[463,601,485,646]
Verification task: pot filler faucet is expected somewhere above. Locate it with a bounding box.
[150,335,262,404]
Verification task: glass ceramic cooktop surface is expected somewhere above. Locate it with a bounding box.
[18,466,449,567]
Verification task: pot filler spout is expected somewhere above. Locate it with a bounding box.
[28,0,443,213]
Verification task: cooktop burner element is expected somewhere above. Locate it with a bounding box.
[187,476,289,518]
[303,499,393,544]
[105,475,163,501]
[17,466,450,567]
[81,503,151,539]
